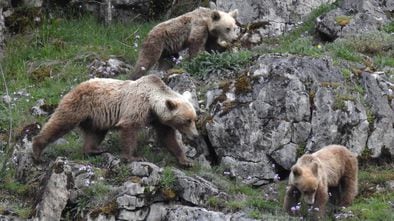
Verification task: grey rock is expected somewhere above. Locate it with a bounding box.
[88,57,132,78]
[221,156,275,186]
[119,181,145,196]
[205,55,382,183]
[271,143,298,170]
[172,168,219,206]
[217,0,336,36]
[87,214,116,221]
[316,0,389,40]
[146,203,258,221]
[117,208,149,221]
[128,161,162,186]
[0,215,24,221]
[1,95,11,104]
[30,99,49,116]
[363,72,394,157]
[116,195,145,210]
[33,157,72,221]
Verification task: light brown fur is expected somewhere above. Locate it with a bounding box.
[131,7,238,80]
[284,145,358,220]
[32,75,198,166]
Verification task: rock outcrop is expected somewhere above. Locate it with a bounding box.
[316,0,391,41]
[204,54,393,184]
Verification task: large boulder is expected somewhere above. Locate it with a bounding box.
[205,54,392,184]
[316,0,390,41]
[216,0,336,37]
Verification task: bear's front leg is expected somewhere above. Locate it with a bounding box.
[154,122,193,167]
[284,185,301,216]
[188,26,208,58]
[119,123,145,162]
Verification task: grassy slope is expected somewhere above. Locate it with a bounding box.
[0,2,394,220]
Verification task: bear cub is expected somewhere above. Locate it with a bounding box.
[131,7,239,79]
[284,144,358,219]
[32,75,198,166]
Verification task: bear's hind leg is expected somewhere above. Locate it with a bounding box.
[131,41,164,80]
[154,122,192,167]
[33,115,80,161]
[339,174,358,206]
[81,128,108,156]
[119,123,144,162]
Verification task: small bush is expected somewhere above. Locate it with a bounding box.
[382,21,394,33]
[340,32,394,55]
[181,50,252,77]
[327,42,362,62]
[160,167,176,188]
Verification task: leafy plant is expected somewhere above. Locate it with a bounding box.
[160,166,176,188]
[181,50,252,77]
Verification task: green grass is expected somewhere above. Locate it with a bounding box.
[346,192,394,221]
[0,15,155,130]
[180,50,253,77]
[160,166,176,188]
[382,21,394,33]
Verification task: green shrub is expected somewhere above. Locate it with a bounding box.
[160,166,176,188]
[340,32,394,55]
[181,50,252,77]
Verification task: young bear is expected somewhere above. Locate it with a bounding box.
[131,7,239,80]
[284,145,358,219]
[32,75,198,166]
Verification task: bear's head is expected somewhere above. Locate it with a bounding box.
[209,9,239,44]
[290,159,320,205]
[160,97,198,139]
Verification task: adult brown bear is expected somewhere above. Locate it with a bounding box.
[32,75,198,166]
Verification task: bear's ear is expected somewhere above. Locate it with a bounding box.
[211,11,221,21]
[292,165,302,177]
[229,9,238,18]
[166,99,178,111]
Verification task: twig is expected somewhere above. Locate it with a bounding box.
[0,63,13,179]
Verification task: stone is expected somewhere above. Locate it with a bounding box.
[271,143,298,170]
[146,203,258,221]
[172,169,219,206]
[33,157,72,221]
[205,55,380,183]
[88,57,132,78]
[217,0,336,37]
[116,195,145,210]
[117,208,149,221]
[119,181,145,196]
[362,72,394,157]
[316,0,389,41]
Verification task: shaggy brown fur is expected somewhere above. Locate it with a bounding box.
[284,145,358,220]
[32,75,198,166]
[130,7,238,80]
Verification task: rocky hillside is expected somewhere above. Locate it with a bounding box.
[0,0,393,220]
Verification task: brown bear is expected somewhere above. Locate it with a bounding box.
[32,75,198,166]
[130,7,239,80]
[284,144,358,219]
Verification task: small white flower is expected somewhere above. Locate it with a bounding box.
[291,206,296,212]
[141,67,146,71]
[273,174,280,182]
[314,207,320,211]
[272,163,275,168]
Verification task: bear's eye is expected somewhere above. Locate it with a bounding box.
[226,27,231,32]
[186,119,192,124]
